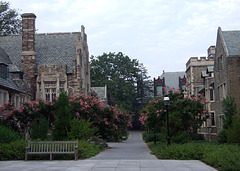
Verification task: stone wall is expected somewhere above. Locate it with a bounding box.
[215,29,229,132]
[228,57,240,112]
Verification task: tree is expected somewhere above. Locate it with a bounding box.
[52,91,71,140]
[139,89,208,143]
[91,52,142,111]
[222,94,237,129]
[0,1,21,36]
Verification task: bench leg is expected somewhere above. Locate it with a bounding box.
[50,153,52,160]
[25,153,28,161]
[75,149,78,160]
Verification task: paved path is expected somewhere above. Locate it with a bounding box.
[0,131,217,171]
[90,131,157,160]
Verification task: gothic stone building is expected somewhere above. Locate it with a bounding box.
[214,27,240,132]
[0,48,31,108]
[0,13,90,102]
[186,46,215,97]
[186,46,216,140]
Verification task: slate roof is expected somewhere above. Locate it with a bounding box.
[222,30,240,56]
[160,71,185,89]
[0,47,23,92]
[0,32,80,73]
[0,47,12,64]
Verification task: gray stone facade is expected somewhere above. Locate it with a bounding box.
[0,13,90,102]
[215,27,240,132]
[186,46,216,141]
[186,48,214,97]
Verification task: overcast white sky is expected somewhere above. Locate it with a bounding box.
[8,0,240,78]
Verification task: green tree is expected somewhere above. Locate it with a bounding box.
[139,90,208,143]
[217,95,238,144]
[0,1,21,36]
[52,91,71,140]
[222,94,237,129]
[91,52,142,111]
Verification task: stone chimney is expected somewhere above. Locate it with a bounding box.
[21,13,36,100]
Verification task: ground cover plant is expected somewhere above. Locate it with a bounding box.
[148,141,240,171]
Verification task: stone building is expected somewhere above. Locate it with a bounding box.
[154,71,185,96]
[186,46,215,97]
[198,65,216,141]
[0,48,30,109]
[214,27,240,132]
[153,76,165,96]
[179,75,186,91]
[0,13,90,102]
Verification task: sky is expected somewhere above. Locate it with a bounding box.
[7,0,240,78]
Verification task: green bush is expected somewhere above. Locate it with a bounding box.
[142,132,165,143]
[171,131,190,144]
[226,116,240,145]
[148,141,240,171]
[29,116,49,140]
[217,129,227,144]
[52,91,71,140]
[0,125,21,144]
[0,140,27,160]
[68,118,99,141]
[204,144,240,171]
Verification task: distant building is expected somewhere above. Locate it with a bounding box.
[214,27,240,132]
[179,75,187,92]
[0,13,90,103]
[186,46,215,97]
[154,71,185,96]
[153,76,165,96]
[90,85,108,105]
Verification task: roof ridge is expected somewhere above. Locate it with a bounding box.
[36,32,80,35]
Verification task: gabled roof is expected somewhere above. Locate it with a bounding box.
[0,74,23,92]
[220,28,240,56]
[0,32,80,73]
[160,71,185,89]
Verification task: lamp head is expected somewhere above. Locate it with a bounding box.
[164,95,170,106]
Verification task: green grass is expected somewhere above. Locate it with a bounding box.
[148,141,240,171]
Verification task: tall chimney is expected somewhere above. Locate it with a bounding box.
[21,13,36,100]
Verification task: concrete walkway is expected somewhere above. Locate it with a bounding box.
[0,131,217,171]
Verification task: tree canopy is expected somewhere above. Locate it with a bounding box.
[0,1,21,36]
[90,52,152,111]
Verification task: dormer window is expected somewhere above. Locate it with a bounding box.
[0,63,9,79]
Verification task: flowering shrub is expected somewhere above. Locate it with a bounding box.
[69,95,131,141]
[0,100,55,137]
[139,89,208,142]
[0,93,131,141]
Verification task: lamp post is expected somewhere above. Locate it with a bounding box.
[164,95,170,146]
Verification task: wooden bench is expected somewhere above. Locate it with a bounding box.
[25,140,78,161]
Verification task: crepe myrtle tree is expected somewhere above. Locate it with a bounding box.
[139,88,209,142]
